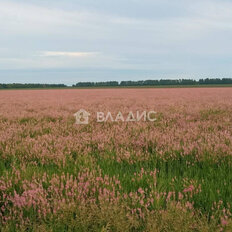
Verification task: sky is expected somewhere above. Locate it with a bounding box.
[0,0,232,85]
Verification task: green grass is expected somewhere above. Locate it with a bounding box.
[94,150,232,216]
[1,145,231,231]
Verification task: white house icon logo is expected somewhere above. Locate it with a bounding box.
[74,109,90,124]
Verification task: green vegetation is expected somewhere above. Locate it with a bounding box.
[1,146,232,231]
[73,78,232,87]
[1,78,232,89]
[0,83,66,89]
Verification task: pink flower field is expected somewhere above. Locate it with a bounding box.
[0,88,232,231]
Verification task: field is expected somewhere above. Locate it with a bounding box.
[0,88,232,231]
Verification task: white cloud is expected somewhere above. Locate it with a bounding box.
[1,0,232,41]
[40,51,99,57]
[0,1,103,35]
[0,0,232,83]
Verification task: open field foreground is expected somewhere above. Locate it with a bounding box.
[0,88,232,231]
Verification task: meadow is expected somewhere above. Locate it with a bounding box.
[0,88,232,231]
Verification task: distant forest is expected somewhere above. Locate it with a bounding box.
[1,78,232,89]
[73,78,232,87]
[0,83,67,89]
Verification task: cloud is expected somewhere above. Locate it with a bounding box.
[0,0,232,83]
[0,1,104,36]
[40,51,99,57]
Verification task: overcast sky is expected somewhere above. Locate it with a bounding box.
[0,0,232,85]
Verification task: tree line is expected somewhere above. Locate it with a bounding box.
[0,83,67,89]
[73,78,232,87]
[0,78,232,89]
